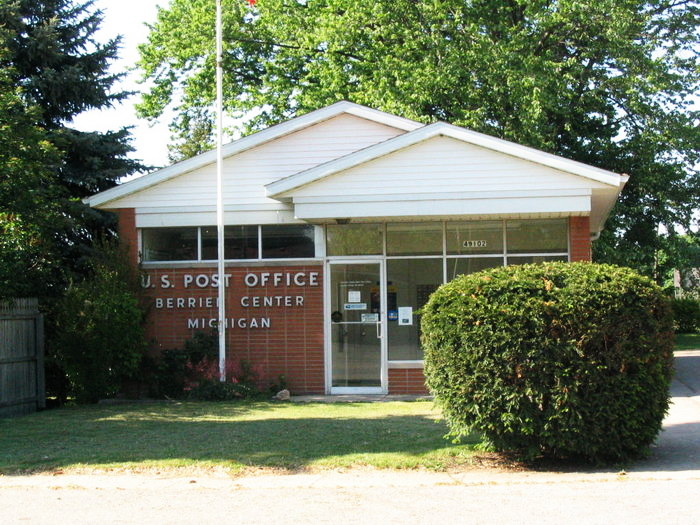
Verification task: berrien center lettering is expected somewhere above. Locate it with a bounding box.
[144,271,319,330]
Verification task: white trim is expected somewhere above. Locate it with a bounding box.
[135,203,291,214]
[326,259,387,395]
[329,387,384,395]
[388,361,424,369]
[266,122,625,197]
[291,188,592,204]
[86,102,423,208]
[292,195,591,220]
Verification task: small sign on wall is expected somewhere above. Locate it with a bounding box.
[344,303,367,311]
[348,290,361,303]
[361,313,379,323]
[398,306,413,325]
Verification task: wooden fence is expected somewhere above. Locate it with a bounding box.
[0,298,45,417]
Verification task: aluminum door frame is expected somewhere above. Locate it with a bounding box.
[324,258,387,394]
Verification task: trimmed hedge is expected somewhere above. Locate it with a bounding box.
[421,262,674,463]
[670,297,700,333]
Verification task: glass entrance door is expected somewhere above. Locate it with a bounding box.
[328,262,384,393]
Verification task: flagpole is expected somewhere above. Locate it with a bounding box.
[215,0,226,381]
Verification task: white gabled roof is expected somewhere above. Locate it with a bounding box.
[266,121,628,198]
[85,101,423,208]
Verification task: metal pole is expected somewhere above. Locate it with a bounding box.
[216,0,226,381]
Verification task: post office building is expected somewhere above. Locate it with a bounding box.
[86,102,628,395]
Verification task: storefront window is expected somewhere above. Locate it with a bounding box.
[387,259,443,361]
[326,223,383,256]
[262,224,315,258]
[141,227,197,261]
[506,218,568,254]
[143,224,317,261]
[201,225,258,260]
[446,257,503,281]
[446,221,503,255]
[386,222,443,256]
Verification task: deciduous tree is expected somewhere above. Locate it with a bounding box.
[137,0,699,279]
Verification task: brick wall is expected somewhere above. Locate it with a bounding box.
[113,208,138,265]
[569,216,591,262]
[112,211,592,397]
[388,368,428,394]
[142,266,325,394]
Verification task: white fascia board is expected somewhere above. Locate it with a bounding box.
[86,101,423,208]
[266,122,624,198]
[291,188,592,204]
[293,195,591,220]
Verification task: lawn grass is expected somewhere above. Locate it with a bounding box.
[0,401,480,475]
[675,333,700,351]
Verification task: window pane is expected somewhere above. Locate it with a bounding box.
[326,224,383,256]
[262,224,315,259]
[446,257,503,281]
[446,221,503,255]
[142,227,198,261]
[507,255,568,265]
[387,259,443,361]
[386,222,443,256]
[506,219,568,254]
[201,226,258,260]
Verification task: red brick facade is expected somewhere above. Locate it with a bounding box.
[142,266,325,394]
[114,208,138,266]
[569,216,592,262]
[115,211,593,396]
[388,368,428,394]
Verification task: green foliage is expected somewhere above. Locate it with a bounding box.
[671,297,700,333]
[150,331,218,398]
[137,0,699,279]
[0,0,143,299]
[185,357,265,401]
[146,331,265,400]
[421,262,674,463]
[0,31,64,298]
[51,241,148,403]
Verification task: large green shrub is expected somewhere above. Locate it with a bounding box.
[670,297,700,333]
[421,262,674,463]
[52,241,147,403]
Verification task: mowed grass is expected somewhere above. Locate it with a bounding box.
[675,333,700,351]
[0,401,479,475]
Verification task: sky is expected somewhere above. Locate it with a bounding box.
[72,0,171,172]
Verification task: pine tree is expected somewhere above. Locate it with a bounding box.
[0,0,143,293]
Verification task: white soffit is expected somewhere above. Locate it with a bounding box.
[85,101,423,208]
[266,122,627,198]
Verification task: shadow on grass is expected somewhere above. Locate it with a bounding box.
[0,402,479,474]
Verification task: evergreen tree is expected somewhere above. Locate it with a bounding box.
[0,0,143,295]
[0,31,63,298]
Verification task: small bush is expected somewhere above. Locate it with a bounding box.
[153,331,218,398]
[670,297,700,333]
[147,331,264,400]
[52,241,147,403]
[185,357,264,401]
[421,262,674,463]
